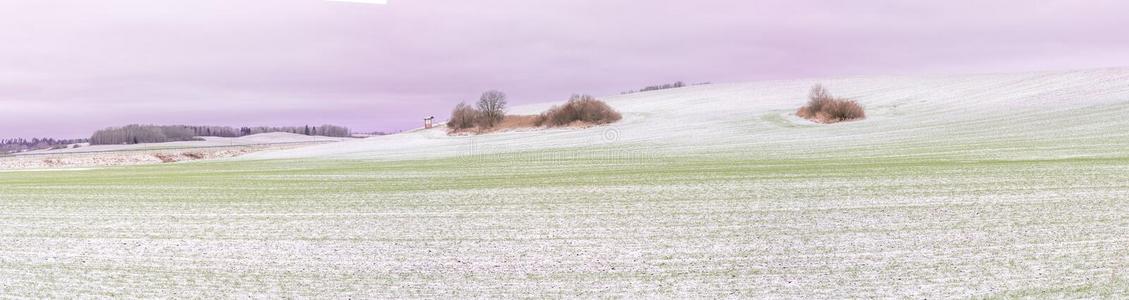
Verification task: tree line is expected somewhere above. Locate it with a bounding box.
[89,124,352,145]
[621,81,710,94]
[1,137,90,154]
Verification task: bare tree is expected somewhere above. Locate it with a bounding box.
[809,84,831,103]
[447,102,479,130]
[476,90,507,128]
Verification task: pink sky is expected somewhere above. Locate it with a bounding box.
[2,0,1128,138]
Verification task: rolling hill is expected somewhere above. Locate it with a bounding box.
[247,68,1129,162]
[1,69,1127,298]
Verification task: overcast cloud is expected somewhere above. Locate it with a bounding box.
[2,0,1128,137]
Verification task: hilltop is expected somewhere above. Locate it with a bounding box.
[246,68,1129,162]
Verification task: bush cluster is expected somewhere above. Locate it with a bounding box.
[796,84,865,123]
[536,94,622,127]
[445,91,622,134]
[446,102,480,130]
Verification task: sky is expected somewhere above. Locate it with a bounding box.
[2,0,1128,138]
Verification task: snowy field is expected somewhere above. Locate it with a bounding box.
[1,69,1128,298]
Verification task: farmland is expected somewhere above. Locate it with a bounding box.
[2,69,1129,297]
[0,133,348,170]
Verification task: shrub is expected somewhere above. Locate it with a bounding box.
[796,84,865,123]
[446,102,479,130]
[476,90,507,128]
[536,94,623,127]
[152,153,178,163]
[445,93,621,135]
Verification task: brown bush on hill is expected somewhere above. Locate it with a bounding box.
[445,93,621,135]
[446,102,479,130]
[536,95,622,127]
[796,84,865,123]
[152,153,178,163]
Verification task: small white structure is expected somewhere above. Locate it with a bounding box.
[424,116,435,129]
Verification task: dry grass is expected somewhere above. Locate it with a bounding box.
[495,115,540,130]
[536,95,623,127]
[796,84,865,123]
[449,115,541,135]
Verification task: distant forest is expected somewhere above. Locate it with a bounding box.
[621,81,710,94]
[1,138,90,154]
[89,124,351,145]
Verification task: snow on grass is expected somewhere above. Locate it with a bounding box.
[245,68,1129,162]
[2,156,1127,298]
[1,69,1128,297]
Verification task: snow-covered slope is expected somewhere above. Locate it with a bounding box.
[245,68,1129,161]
